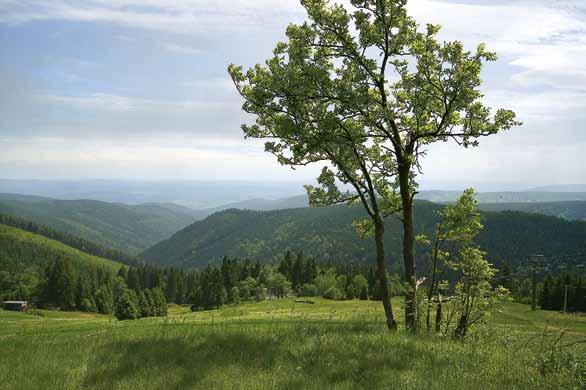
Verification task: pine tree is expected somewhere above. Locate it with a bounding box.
[165,269,178,303]
[128,268,142,291]
[152,287,167,316]
[138,290,151,318]
[279,251,294,280]
[115,289,139,320]
[95,287,114,314]
[42,258,77,310]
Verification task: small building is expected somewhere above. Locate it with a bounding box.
[1,301,28,311]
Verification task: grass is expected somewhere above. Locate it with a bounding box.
[1,298,584,389]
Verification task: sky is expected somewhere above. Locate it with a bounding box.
[0,0,584,191]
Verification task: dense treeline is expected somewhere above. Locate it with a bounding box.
[0,214,139,266]
[189,252,406,311]
[142,202,586,274]
[0,223,122,302]
[31,258,167,320]
[539,274,586,313]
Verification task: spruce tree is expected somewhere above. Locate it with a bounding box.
[115,289,139,320]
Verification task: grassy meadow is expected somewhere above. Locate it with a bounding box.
[1,298,584,389]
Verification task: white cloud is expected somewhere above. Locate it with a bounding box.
[409,0,586,91]
[0,135,319,181]
[1,0,585,184]
[0,0,305,34]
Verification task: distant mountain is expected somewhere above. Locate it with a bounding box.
[0,223,123,275]
[0,194,199,254]
[417,191,586,203]
[142,202,586,272]
[204,194,309,213]
[196,193,586,222]
[0,180,306,209]
[478,201,586,221]
[526,184,586,192]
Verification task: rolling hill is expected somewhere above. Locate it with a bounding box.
[0,194,200,254]
[478,201,586,221]
[194,194,586,222]
[142,202,586,271]
[0,223,123,274]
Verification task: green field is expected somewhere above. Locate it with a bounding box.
[1,298,584,389]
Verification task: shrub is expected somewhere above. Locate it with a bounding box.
[300,283,318,297]
[323,286,344,300]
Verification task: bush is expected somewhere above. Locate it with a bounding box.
[300,283,318,297]
[231,287,241,304]
[79,297,96,312]
[345,283,356,300]
[359,286,369,300]
[323,286,344,300]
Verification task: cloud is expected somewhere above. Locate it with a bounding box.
[0,0,304,35]
[0,0,585,184]
[161,42,202,55]
[409,0,586,92]
[0,135,319,181]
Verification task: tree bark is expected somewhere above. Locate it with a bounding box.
[374,217,397,331]
[434,294,442,333]
[399,165,418,332]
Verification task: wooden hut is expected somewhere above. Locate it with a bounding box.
[1,301,28,311]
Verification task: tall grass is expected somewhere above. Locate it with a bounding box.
[1,299,584,389]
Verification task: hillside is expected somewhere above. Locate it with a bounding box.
[478,201,586,221]
[0,194,199,254]
[142,202,586,271]
[195,194,586,222]
[0,223,123,274]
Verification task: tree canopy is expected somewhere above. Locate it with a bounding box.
[229,0,520,330]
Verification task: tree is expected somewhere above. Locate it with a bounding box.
[421,190,508,338]
[231,287,241,304]
[138,290,152,318]
[75,276,93,312]
[115,289,139,320]
[228,0,519,331]
[421,188,484,332]
[451,247,505,338]
[95,287,114,314]
[42,258,76,310]
[353,274,369,300]
[279,251,294,280]
[152,287,168,316]
[266,271,292,298]
[165,269,178,303]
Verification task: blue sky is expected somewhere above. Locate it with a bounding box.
[0,0,585,190]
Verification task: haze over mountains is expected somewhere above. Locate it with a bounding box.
[1,180,586,267]
[0,180,307,209]
[2,180,586,210]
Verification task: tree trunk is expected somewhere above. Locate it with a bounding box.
[454,313,468,339]
[399,165,418,332]
[374,217,397,331]
[434,294,442,333]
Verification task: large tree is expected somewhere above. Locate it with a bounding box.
[229,0,519,331]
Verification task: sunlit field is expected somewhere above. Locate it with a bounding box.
[1,298,584,390]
